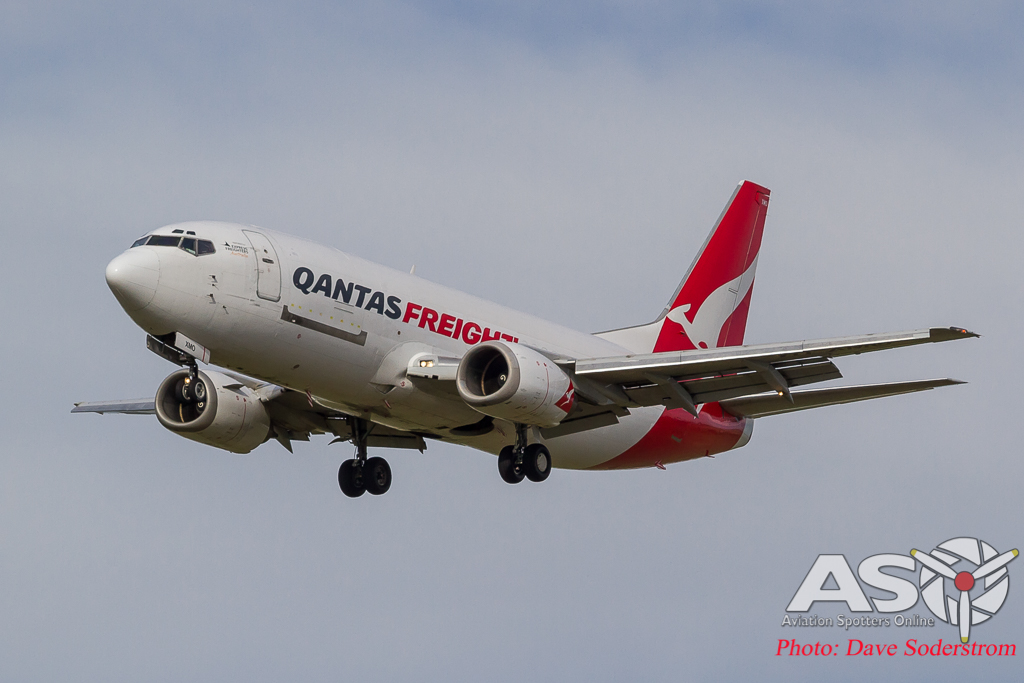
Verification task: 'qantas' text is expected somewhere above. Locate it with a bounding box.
[292,267,518,344]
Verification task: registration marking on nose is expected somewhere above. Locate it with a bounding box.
[174,332,211,363]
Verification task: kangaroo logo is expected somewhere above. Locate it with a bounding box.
[555,382,575,414]
[666,257,758,349]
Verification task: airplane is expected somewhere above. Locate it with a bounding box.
[73,181,977,497]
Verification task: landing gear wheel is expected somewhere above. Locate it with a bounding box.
[364,457,392,496]
[523,443,551,482]
[338,459,366,497]
[498,446,525,484]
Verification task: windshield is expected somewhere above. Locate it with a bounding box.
[130,234,217,255]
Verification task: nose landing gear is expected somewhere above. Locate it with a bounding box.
[337,417,393,498]
[498,423,551,485]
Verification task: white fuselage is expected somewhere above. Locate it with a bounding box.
[109,221,673,469]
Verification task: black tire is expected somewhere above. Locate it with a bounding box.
[497,446,525,484]
[176,379,190,402]
[524,443,551,482]
[338,459,366,497]
[364,457,392,496]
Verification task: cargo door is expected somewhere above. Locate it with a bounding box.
[242,230,282,302]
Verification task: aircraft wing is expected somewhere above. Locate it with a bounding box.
[566,327,976,413]
[72,383,427,453]
[74,327,976,444]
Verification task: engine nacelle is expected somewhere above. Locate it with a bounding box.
[155,368,271,453]
[456,341,575,427]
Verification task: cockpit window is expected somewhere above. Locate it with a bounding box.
[129,234,214,253]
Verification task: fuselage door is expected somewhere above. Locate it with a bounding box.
[242,230,282,302]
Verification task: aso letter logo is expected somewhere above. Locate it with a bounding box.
[786,537,1017,643]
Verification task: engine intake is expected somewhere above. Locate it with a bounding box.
[456,341,574,427]
[155,369,271,453]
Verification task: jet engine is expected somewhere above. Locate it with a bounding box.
[154,368,271,453]
[456,341,575,427]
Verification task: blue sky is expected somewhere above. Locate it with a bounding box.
[1,2,1022,681]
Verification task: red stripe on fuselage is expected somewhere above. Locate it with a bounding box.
[589,402,747,470]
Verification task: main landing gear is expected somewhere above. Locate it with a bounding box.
[338,417,392,498]
[498,423,551,485]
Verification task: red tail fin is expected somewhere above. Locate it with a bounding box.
[653,181,769,352]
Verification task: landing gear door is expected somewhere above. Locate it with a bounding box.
[242,230,282,302]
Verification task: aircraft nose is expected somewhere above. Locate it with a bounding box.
[105,248,159,311]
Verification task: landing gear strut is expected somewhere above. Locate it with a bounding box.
[186,358,199,385]
[498,423,551,485]
[338,416,392,497]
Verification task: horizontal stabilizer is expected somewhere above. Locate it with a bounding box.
[718,379,964,419]
[72,399,156,415]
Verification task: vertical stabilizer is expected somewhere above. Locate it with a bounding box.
[595,181,770,353]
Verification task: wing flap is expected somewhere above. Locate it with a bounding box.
[691,359,842,404]
[618,361,843,408]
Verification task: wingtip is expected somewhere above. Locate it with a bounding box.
[928,327,980,342]
[950,326,980,338]
[928,378,967,387]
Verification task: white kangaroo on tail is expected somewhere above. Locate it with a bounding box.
[666,257,758,350]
